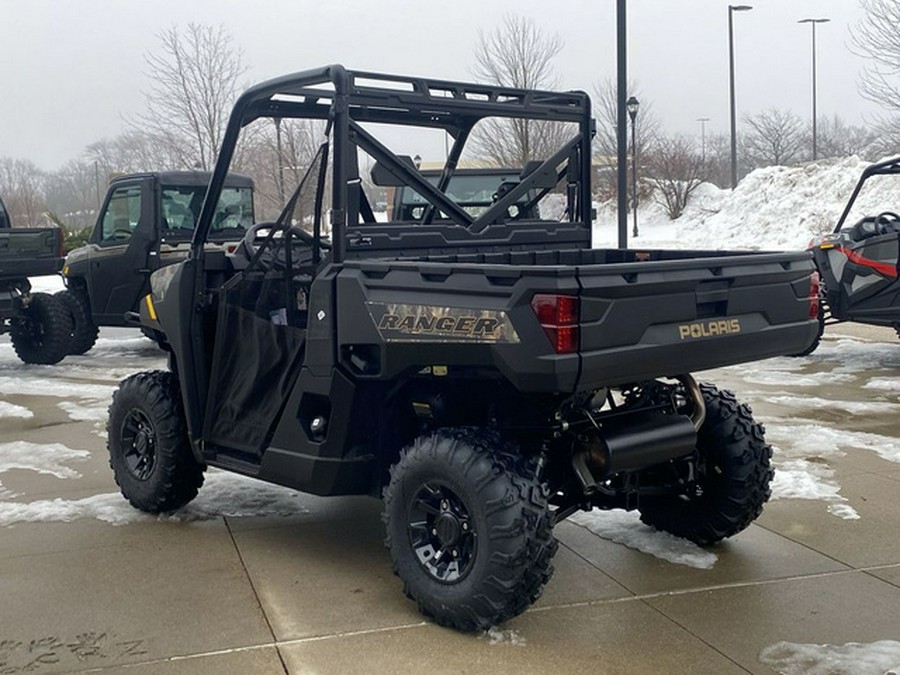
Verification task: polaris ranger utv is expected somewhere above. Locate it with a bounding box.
[804,156,900,353]
[60,171,254,355]
[108,65,819,631]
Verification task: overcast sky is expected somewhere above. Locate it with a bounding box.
[0,0,879,170]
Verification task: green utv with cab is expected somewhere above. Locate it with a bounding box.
[107,65,820,630]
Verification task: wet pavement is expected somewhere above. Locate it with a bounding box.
[0,324,899,674]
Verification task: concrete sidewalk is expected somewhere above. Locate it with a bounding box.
[0,326,899,673]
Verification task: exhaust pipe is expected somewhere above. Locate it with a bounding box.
[572,375,705,493]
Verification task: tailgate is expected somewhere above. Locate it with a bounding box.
[576,251,818,390]
[0,228,64,278]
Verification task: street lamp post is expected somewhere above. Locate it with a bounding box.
[728,4,753,190]
[798,18,830,161]
[697,117,710,164]
[627,96,640,238]
[274,117,285,206]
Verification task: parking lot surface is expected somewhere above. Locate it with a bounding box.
[1,324,899,674]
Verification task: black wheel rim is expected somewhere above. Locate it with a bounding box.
[407,482,476,583]
[121,409,157,481]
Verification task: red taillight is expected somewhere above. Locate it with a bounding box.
[808,271,820,319]
[530,294,579,354]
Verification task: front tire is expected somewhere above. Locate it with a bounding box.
[56,289,98,355]
[638,384,773,545]
[10,292,73,365]
[108,370,204,513]
[383,428,557,631]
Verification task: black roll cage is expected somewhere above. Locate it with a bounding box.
[834,155,900,232]
[191,64,594,265]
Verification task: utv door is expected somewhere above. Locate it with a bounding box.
[87,178,158,325]
[819,229,900,323]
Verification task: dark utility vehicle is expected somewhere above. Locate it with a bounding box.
[0,201,72,364]
[390,166,541,222]
[804,156,900,353]
[60,171,254,355]
[108,66,819,631]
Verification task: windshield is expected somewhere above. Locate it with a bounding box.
[396,173,538,220]
[161,185,254,238]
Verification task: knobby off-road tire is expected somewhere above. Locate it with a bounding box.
[382,428,557,631]
[9,292,73,365]
[108,370,204,513]
[638,384,773,546]
[56,289,99,355]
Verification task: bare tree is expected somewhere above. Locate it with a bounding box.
[469,15,571,166]
[851,0,900,115]
[703,133,734,188]
[591,78,659,201]
[815,115,879,160]
[43,159,101,231]
[136,23,246,171]
[86,130,183,178]
[740,108,806,169]
[0,158,46,227]
[236,118,326,222]
[646,135,710,220]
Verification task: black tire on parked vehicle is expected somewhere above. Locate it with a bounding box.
[55,289,99,355]
[9,292,74,365]
[382,428,557,631]
[637,383,773,546]
[108,370,204,513]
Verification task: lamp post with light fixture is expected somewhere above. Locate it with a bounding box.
[627,96,640,237]
[798,17,830,161]
[729,4,753,189]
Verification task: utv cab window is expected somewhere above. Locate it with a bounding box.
[394,173,538,221]
[101,185,142,242]
[161,186,254,237]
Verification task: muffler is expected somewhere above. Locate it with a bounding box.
[571,376,704,493]
[575,411,697,480]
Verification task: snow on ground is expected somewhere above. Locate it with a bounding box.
[27,275,65,294]
[482,627,527,646]
[0,470,311,527]
[0,401,32,419]
[765,395,900,416]
[593,156,900,251]
[0,441,89,479]
[760,639,900,675]
[568,509,717,570]
[766,424,900,466]
[0,440,90,499]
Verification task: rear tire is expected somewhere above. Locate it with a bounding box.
[9,292,73,365]
[638,384,773,545]
[108,370,204,513]
[383,428,557,631]
[56,289,98,355]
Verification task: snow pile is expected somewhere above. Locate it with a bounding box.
[568,508,717,570]
[594,156,900,251]
[760,639,900,674]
